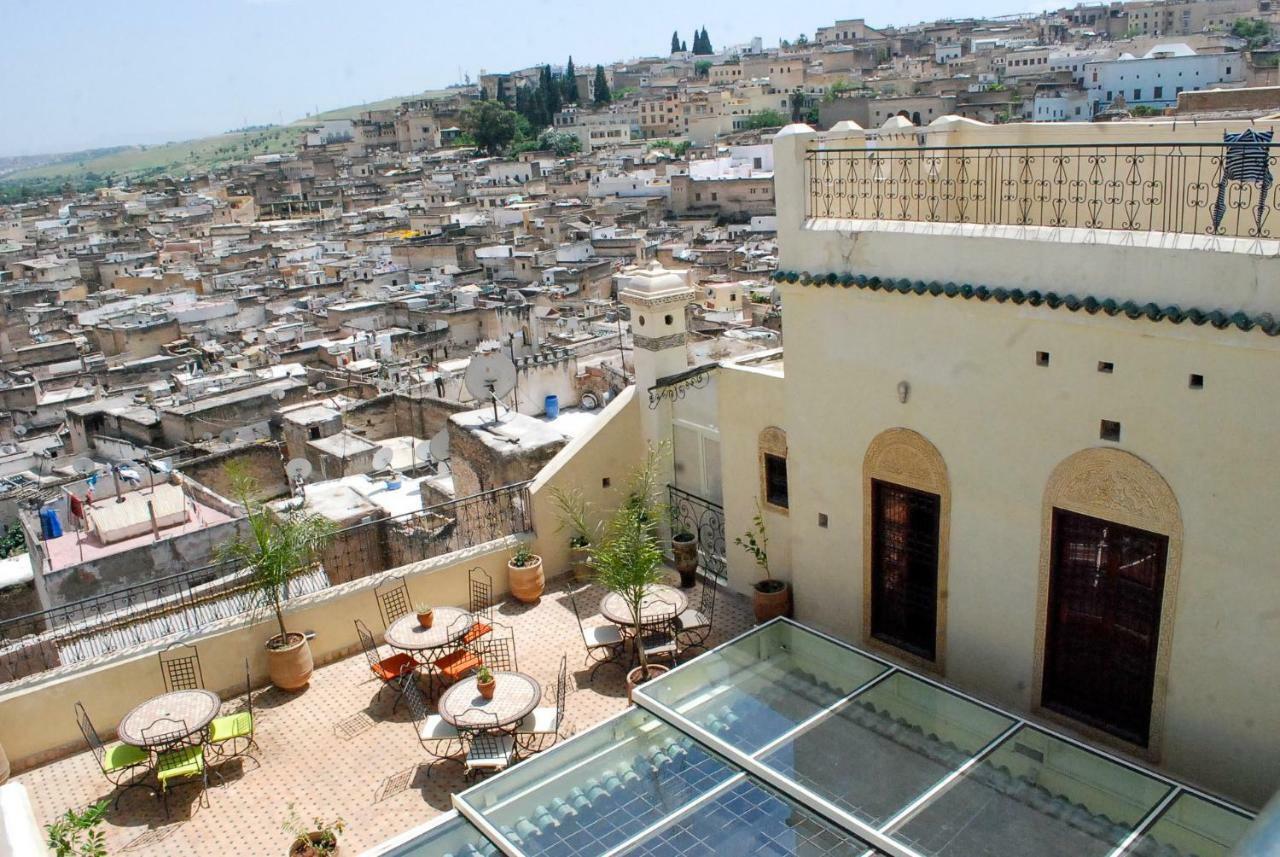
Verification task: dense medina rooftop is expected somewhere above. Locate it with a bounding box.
[375,620,1255,857]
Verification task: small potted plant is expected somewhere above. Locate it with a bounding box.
[737,501,791,623]
[283,805,345,857]
[669,507,698,589]
[550,486,596,583]
[415,603,434,629]
[476,666,496,700]
[507,543,545,603]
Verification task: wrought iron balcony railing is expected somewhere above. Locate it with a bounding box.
[806,142,1280,240]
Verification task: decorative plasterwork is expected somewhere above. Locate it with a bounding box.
[861,428,951,673]
[1030,447,1183,761]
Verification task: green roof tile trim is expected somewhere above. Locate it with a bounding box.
[770,270,1280,336]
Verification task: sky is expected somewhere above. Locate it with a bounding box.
[1,0,1031,157]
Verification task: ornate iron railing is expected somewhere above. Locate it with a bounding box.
[806,142,1280,240]
[667,485,726,580]
[0,482,533,685]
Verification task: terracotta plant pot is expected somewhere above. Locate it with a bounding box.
[417,611,434,629]
[290,832,340,857]
[477,677,496,700]
[672,532,698,588]
[626,664,670,703]
[508,555,545,603]
[266,632,313,691]
[752,580,792,624]
[570,544,592,583]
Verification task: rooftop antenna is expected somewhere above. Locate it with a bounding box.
[463,352,518,423]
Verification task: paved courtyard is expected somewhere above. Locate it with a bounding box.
[16,572,754,855]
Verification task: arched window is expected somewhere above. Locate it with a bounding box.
[862,428,950,669]
[758,427,788,513]
[1032,448,1182,754]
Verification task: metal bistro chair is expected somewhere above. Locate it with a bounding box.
[433,613,483,686]
[356,619,418,712]
[402,678,463,778]
[472,622,517,673]
[460,710,515,781]
[158,642,204,693]
[208,659,257,764]
[374,575,412,630]
[75,702,149,808]
[568,589,625,682]
[676,577,718,654]
[468,566,495,628]
[637,600,680,669]
[516,654,567,756]
[141,717,208,818]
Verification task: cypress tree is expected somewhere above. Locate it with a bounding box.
[691,26,700,53]
[562,56,579,104]
[593,65,611,106]
[701,27,712,54]
[671,31,681,54]
[681,39,687,52]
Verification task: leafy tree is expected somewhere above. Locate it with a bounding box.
[460,99,520,154]
[695,60,712,77]
[744,109,787,129]
[562,56,580,103]
[796,33,809,46]
[1130,105,1161,117]
[538,129,582,155]
[671,30,681,54]
[1232,18,1272,48]
[593,65,612,106]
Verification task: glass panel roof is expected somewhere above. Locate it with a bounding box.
[643,619,890,754]
[892,725,1172,857]
[380,813,496,857]
[1127,793,1253,857]
[758,671,1016,827]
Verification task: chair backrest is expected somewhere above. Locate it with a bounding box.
[638,600,678,639]
[241,658,254,722]
[468,566,493,622]
[355,619,382,670]
[159,643,203,693]
[554,654,568,729]
[447,611,474,647]
[457,708,501,738]
[401,676,431,732]
[473,623,517,673]
[699,577,718,618]
[568,589,592,645]
[142,717,191,751]
[375,576,411,629]
[74,702,105,766]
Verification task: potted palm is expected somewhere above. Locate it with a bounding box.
[737,502,790,623]
[221,469,335,691]
[283,805,345,857]
[476,666,496,700]
[550,485,596,583]
[593,454,670,701]
[507,543,545,603]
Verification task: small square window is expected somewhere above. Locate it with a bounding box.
[601,477,611,488]
[1100,420,1122,442]
[1097,361,1114,374]
[1189,373,1204,389]
[817,513,829,528]
[1036,351,1051,367]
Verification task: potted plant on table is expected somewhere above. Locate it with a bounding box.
[221,469,336,692]
[415,603,434,628]
[550,485,596,583]
[593,452,671,701]
[476,666,496,700]
[507,543,545,603]
[283,804,345,857]
[737,501,791,623]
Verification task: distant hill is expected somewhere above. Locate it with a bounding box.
[0,88,457,201]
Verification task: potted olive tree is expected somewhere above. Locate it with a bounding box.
[593,454,670,701]
[221,470,335,691]
[737,501,790,623]
[550,485,596,583]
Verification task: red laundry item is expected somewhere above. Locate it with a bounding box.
[69,495,84,519]
[84,488,94,506]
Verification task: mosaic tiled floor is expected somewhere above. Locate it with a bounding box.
[16,573,754,855]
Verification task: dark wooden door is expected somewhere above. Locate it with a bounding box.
[870,480,941,661]
[1043,509,1168,746]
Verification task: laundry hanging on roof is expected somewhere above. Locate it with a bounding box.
[68,494,84,520]
[1212,128,1273,234]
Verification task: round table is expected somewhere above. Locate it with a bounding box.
[599,585,688,627]
[384,606,473,654]
[118,689,221,748]
[437,671,541,730]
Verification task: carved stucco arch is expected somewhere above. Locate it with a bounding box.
[1031,447,1183,760]
[861,428,951,672]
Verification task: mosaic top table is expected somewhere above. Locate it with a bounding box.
[384,606,475,655]
[437,671,542,730]
[599,585,688,627]
[118,689,221,748]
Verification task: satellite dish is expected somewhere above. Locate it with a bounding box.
[285,458,312,481]
[220,429,238,443]
[12,424,27,437]
[271,388,286,401]
[464,352,517,402]
[414,440,433,462]
[72,457,96,475]
[371,447,393,470]
[201,432,214,442]
[428,428,450,462]
[316,381,329,392]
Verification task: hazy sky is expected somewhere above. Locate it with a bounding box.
[1,0,1030,156]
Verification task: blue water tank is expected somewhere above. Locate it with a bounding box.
[544,394,560,420]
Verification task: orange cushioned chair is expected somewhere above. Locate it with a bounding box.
[356,619,418,712]
[433,647,481,683]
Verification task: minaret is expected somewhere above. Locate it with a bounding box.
[618,260,695,477]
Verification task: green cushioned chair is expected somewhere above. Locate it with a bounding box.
[102,742,148,771]
[142,717,209,818]
[75,701,151,809]
[155,745,204,786]
[208,659,258,763]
